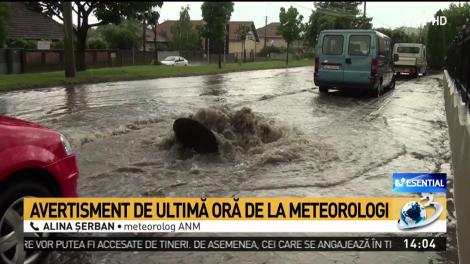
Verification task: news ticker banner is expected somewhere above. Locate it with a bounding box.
[24,236,446,252]
[23,197,446,233]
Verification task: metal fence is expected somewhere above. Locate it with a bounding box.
[0,48,308,75]
[446,18,470,112]
[0,49,182,74]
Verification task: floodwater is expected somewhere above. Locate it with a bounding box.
[0,67,457,263]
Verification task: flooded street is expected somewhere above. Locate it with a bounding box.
[0,67,456,263]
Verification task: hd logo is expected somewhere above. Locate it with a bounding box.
[392,173,446,193]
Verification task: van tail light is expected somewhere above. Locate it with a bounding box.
[314,56,319,77]
[371,58,378,77]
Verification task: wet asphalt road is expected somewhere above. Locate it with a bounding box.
[0,67,457,263]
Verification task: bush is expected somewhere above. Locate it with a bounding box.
[51,40,64,49]
[6,38,36,49]
[88,38,108,49]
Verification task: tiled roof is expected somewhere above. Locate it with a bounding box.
[5,2,65,40]
[148,20,259,42]
[228,21,259,42]
[145,28,171,43]
[257,22,283,39]
[149,20,205,43]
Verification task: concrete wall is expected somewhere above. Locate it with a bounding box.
[444,70,470,264]
[228,39,257,54]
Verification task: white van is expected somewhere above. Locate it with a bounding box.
[393,43,427,77]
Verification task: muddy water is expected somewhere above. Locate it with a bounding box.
[0,67,456,263]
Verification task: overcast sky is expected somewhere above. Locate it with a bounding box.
[155,1,455,29]
[77,2,456,30]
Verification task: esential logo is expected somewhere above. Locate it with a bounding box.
[392,173,446,193]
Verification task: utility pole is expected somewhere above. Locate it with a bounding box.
[363,2,367,17]
[62,1,75,77]
[207,38,210,64]
[142,16,146,64]
[264,16,267,49]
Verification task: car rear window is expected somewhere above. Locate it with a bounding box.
[397,47,420,53]
[322,35,344,55]
[348,35,371,56]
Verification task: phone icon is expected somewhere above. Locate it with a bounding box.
[30,222,40,231]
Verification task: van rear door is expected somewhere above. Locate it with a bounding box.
[318,34,345,84]
[343,34,373,84]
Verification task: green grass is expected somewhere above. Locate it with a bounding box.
[0,59,313,93]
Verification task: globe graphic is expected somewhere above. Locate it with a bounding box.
[400,201,426,226]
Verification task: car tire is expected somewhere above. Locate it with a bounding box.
[319,86,328,93]
[0,180,54,264]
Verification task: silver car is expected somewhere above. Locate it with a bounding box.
[160,56,189,66]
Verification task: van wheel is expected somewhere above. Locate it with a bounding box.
[375,81,383,97]
[319,86,328,93]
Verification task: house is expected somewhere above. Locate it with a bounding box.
[227,21,259,55]
[144,29,171,51]
[5,2,66,48]
[256,22,287,50]
[147,20,259,56]
[146,20,205,51]
[256,22,305,55]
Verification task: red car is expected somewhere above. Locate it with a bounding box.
[0,115,79,264]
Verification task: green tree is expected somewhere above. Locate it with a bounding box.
[170,6,202,52]
[88,38,108,49]
[425,3,470,69]
[147,10,161,65]
[278,6,303,65]
[354,16,373,30]
[27,1,162,71]
[235,24,251,62]
[427,10,447,69]
[374,27,419,48]
[305,2,371,48]
[97,19,142,49]
[0,2,9,48]
[135,3,161,64]
[201,1,234,69]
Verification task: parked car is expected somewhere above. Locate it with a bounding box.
[314,29,395,96]
[393,43,427,77]
[160,56,189,66]
[0,115,79,264]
